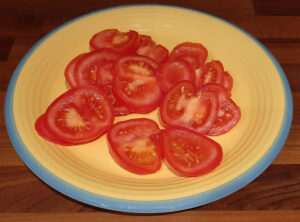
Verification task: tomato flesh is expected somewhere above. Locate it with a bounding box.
[161,127,223,177]
[202,83,241,136]
[107,118,162,175]
[64,53,87,88]
[44,87,114,143]
[195,60,225,87]
[223,71,233,93]
[74,49,120,87]
[157,58,196,93]
[113,55,162,113]
[35,114,73,146]
[170,42,208,69]
[160,81,218,135]
[89,29,139,54]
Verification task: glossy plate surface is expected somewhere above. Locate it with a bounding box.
[5,5,293,213]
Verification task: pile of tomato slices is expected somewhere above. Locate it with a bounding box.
[35,29,241,177]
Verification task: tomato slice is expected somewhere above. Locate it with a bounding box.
[44,87,114,143]
[170,42,208,69]
[64,53,87,88]
[101,85,131,116]
[89,29,139,54]
[223,71,233,93]
[160,81,218,135]
[202,83,241,136]
[195,60,225,87]
[107,118,162,175]
[96,62,114,86]
[35,114,73,146]
[74,49,120,87]
[137,44,169,63]
[161,127,223,177]
[157,58,196,93]
[113,55,162,113]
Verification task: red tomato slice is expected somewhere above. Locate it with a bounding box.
[44,87,114,143]
[96,62,114,86]
[170,42,208,69]
[223,71,233,93]
[161,127,223,177]
[113,55,162,113]
[137,34,156,47]
[74,49,120,87]
[107,118,163,175]
[160,81,218,135]
[137,44,169,63]
[202,83,241,136]
[89,29,139,54]
[64,53,87,88]
[101,85,131,116]
[195,60,225,87]
[35,114,73,146]
[157,58,196,93]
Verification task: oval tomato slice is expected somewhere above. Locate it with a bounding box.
[64,53,87,88]
[170,42,208,69]
[161,127,223,177]
[160,81,218,135]
[195,60,225,87]
[137,44,169,63]
[113,55,162,113]
[35,114,73,146]
[107,118,162,175]
[157,58,196,93]
[74,49,120,87]
[89,29,139,54]
[101,85,131,116]
[202,83,241,136]
[44,87,114,143]
[223,71,233,93]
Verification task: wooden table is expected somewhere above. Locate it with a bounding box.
[1,0,300,221]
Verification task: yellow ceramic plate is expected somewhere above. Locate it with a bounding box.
[5,5,293,213]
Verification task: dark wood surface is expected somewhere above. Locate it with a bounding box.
[1,0,300,221]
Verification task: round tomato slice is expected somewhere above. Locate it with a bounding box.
[202,83,241,136]
[96,62,114,86]
[223,71,233,93]
[44,87,114,143]
[64,53,87,88]
[160,81,218,135]
[74,49,120,87]
[161,127,223,177]
[170,42,208,69]
[195,60,225,87]
[35,114,73,146]
[89,29,139,54]
[157,58,196,93]
[137,44,169,63]
[107,118,162,175]
[113,55,162,113]
[101,85,131,116]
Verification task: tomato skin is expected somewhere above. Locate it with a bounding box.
[74,49,121,87]
[223,71,233,93]
[170,42,208,69]
[195,60,225,87]
[35,114,74,146]
[107,118,163,175]
[160,81,218,135]
[161,127,223,177]
[157,58,196,93]
[89,29,139,54]
[64,53,87,88]
[112,55,162,114]
[201,83,241,136]
[45,86,114,143]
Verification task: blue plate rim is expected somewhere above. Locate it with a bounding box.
[5,4,293,213]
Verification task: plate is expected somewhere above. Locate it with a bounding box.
[5,5,293,213]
